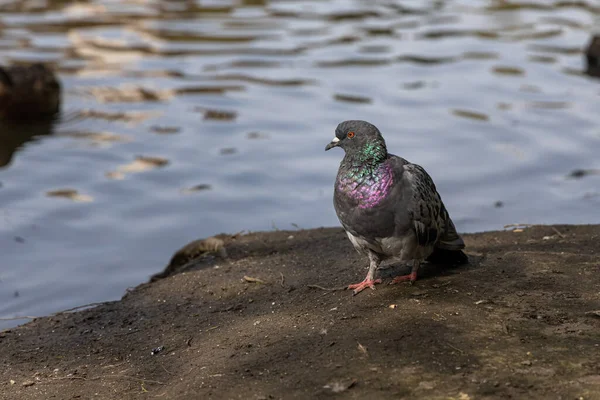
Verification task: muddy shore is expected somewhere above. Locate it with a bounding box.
[1,224,599,399]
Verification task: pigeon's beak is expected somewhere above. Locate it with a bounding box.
[325,137,340,151]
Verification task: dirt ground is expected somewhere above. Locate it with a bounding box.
[1,224,599,400]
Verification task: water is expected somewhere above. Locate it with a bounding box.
[1,0,599,329]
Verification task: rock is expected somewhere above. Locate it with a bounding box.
[150,236,227,281]
[0,63,61,121]
[585,35,600,78]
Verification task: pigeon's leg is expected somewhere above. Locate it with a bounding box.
[347,251,382,295]
[390,260,420,285]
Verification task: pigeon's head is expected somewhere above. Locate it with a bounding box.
[325,120,387,156]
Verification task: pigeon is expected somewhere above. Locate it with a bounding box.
[325,120,467,295]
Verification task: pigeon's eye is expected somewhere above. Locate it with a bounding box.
[347,131,355,138]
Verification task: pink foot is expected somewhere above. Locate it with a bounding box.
[390,271,418,285]
[347,278,382,295]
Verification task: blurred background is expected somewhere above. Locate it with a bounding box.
[0,0,599,329]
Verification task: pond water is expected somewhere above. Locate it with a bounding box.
[1,0,599,329]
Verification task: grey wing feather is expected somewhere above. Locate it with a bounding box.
[402,162,464,250]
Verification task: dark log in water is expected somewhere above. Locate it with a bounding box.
[0,63,61,121]
[585,35,600,78]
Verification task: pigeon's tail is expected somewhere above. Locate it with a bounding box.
[427,213,468,265]
[436,213,465,251]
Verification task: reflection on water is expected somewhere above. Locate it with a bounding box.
[0,121,55,167]
[1,0,600,328]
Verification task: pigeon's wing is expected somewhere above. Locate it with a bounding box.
[394,158,464,250]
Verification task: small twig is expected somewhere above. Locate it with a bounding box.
[307,284,346,292]
[53,301,111,315]
[101,361,128,369]
[446,342,465,354]
[551,227,566,238]
[159,362,175,376]
[47,375,165,385]
[243,276,266,284]
[102,375,166,385]
[279,272,285,287]
[114,329,140,337]
[51,376,87,381]
[357,342,369,357]
[18,348,42,353]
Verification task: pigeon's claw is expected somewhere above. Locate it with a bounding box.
[348,278,382,295]
[390,271,418,285]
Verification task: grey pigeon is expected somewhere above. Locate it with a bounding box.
[325,120,467,295]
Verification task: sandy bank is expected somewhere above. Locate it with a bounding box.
[1,225,599,399]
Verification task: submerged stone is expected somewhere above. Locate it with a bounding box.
[0,63,61,121]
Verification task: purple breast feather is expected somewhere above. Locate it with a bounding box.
[338,164,393,209]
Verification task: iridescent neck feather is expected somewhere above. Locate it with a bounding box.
[351,141,387,166]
